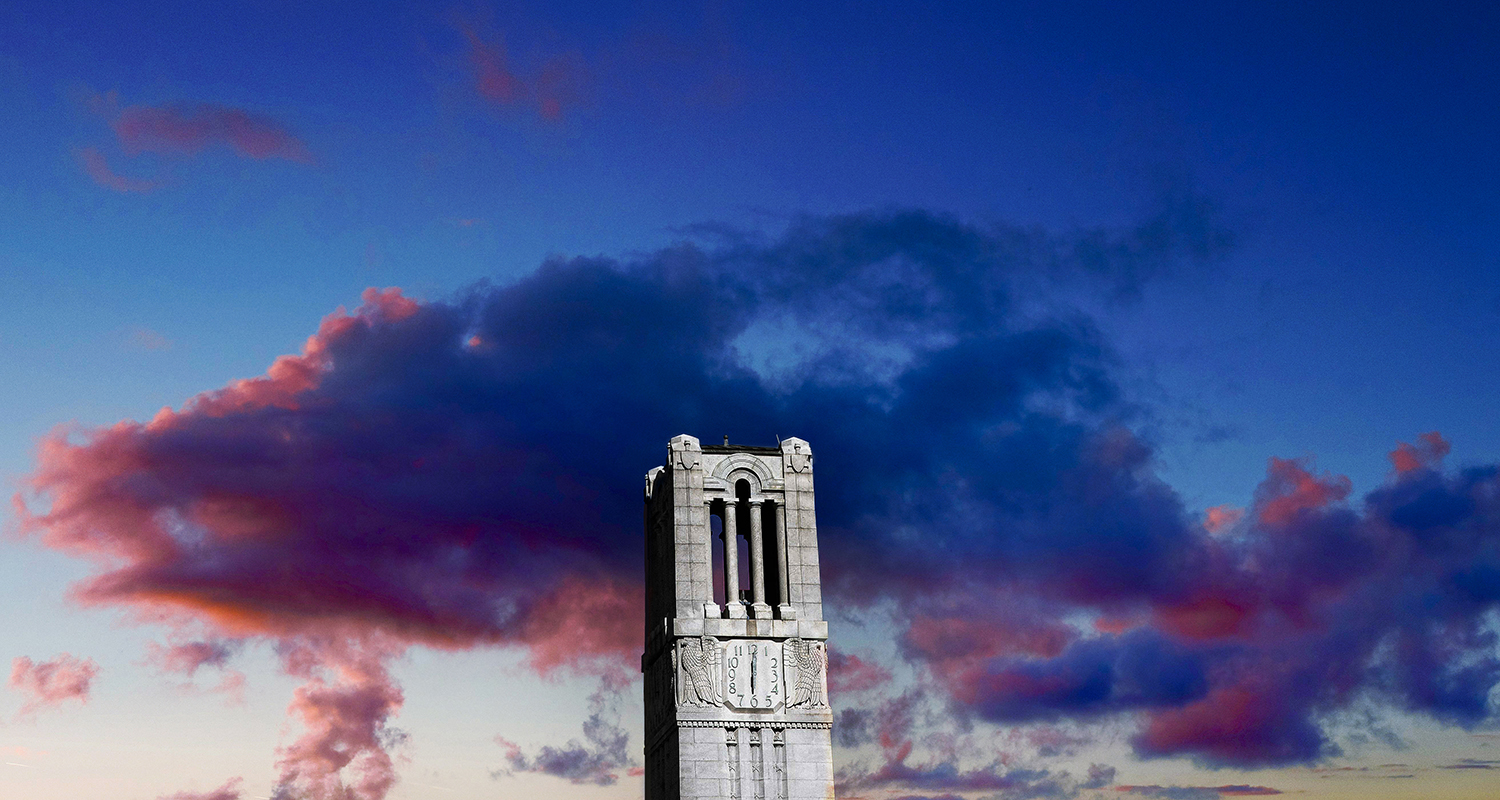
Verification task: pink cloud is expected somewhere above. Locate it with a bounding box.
[145,639,246,701]
[1390,431,1451,473]
[462,24,523,104]
[15,285,640,798]
[147,640,235,677]
[511,575,642,675]
[901,599,1074,702]
[76,147,160,193]
[16,289,638,669]
[1253,457,1351,527]
[1154,595,1251,640]
[76,90,310,191]
[274,640,404,800]
[1134,680,1319,767]
[1203,504,1243,534]
[827,648,893,695]
[9,653,100,716]
[457,20,585,122]
[112,103,311,162]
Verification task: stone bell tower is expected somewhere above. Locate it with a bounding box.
[642,435,833,800]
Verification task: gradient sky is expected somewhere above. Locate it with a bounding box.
[4,2,1500,799]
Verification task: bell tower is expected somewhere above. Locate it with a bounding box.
[642,435,834,800]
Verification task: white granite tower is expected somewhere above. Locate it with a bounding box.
[643,435,834,800]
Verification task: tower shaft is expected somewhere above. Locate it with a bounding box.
[643,435,834,800]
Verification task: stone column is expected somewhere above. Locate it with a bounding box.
[748,499,770,618]
[773,502,794,620]
[703,498,721,618]
[723,500,745,618]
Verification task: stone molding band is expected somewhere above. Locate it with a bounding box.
[646,720,832,755]
[675,720,830,729]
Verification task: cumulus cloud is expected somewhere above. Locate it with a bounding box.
[272,639,407,800]
[9,654,100,717]
[19,201,1500,784]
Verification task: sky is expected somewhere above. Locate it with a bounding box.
[3,2,1500,799]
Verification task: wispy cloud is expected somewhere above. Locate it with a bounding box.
[111,103,311,162]
[123,326,173,351]
[76,147,160,193]
[76,90,311,191]
[493,675,634,786]
[1117,785,1282,798]
[1440,758,1500,769]
[456,18,584,122]
[158,777,243,800]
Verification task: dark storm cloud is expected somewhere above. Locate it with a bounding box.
[20,201,1500,782]
[959,631,1210,723]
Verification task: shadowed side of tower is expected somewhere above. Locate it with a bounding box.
[643,435,834,800]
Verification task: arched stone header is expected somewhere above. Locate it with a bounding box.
[710,452,776,492]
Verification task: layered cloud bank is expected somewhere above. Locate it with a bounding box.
[17,206,1500,796]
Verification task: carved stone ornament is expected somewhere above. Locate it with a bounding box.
[783,638,827,709]
[673,439,701,470]
[677,635,722,707]
[786,442,811,474]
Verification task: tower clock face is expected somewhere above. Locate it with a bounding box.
[722,640,781,711]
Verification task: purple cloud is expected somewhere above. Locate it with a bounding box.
[17,202,1500,783]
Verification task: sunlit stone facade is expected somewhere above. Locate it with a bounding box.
[643,435,834,800]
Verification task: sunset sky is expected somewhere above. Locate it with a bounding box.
[4,3,1500,799]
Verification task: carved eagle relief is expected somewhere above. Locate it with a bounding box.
[784,638,827,709]
[678,635,722,707]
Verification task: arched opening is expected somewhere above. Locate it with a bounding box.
[734,480,752,602]
[709,509,725,606]
[761,501,782,606]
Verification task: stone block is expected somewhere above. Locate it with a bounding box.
[798,619,829,639]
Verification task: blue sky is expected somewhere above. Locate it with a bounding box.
[3,3,1500,799]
